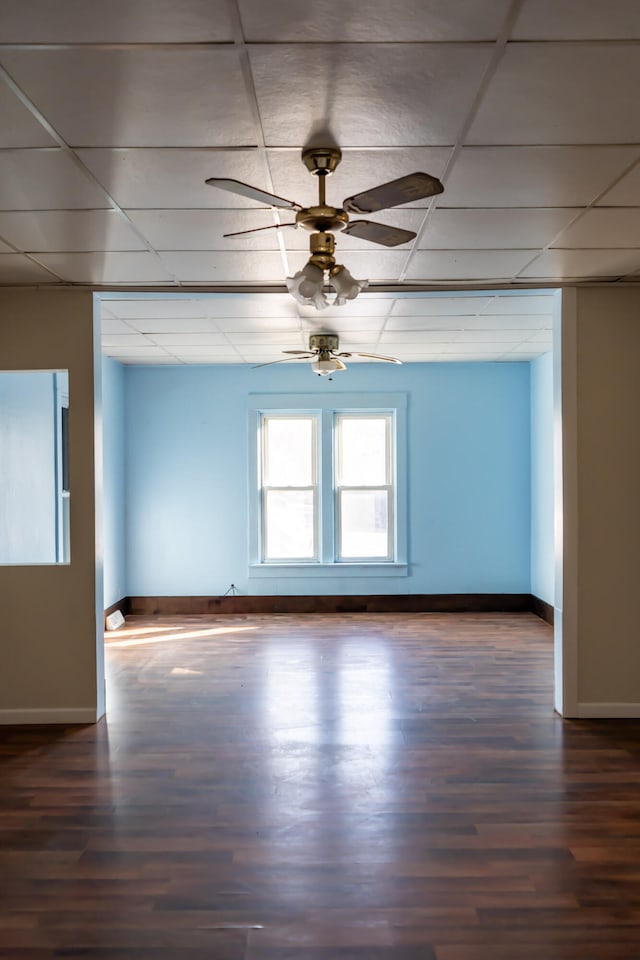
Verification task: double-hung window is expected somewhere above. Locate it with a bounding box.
[250,393,406,577]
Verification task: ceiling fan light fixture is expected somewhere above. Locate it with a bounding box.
[330,264,369,306]
[311,356,343,377]
[286,261,329,309]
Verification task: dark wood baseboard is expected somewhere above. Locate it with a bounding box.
[127,593,535,617]
[530,594,555,625]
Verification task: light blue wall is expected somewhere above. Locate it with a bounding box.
[102,357,126,606]
[0,371,57,563]
[530,351,555,604]
[124,362,531,596]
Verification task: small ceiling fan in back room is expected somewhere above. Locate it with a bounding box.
[253,333,402,379]
[205,147,444,309]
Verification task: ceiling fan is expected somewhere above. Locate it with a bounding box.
[254,333,402,377]
[205,147,444,309]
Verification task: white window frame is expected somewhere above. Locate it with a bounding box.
[334,412,394,563]
[260,413,319,563]
[249,393,407,579]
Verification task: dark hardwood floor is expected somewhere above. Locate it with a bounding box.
[1,612,640,959]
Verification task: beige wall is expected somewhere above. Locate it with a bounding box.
[0,289,103,722]
[564,287,640,713]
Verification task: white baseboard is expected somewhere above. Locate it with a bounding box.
[0,707,98,725]
[576,702,640,718]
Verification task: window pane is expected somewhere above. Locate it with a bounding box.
[338,417,388,486]
[340,490,389,559]
[265,489,315,559]
[264,417,314,486]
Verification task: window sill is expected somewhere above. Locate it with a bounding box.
[249,562,408,579]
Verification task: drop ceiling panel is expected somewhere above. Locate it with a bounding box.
[443,147,640,207]
[301,317,387,333]
[482,294,555,314]
[0,0,236,42]
[102,333,154,347]
[418,208,580,250]
[0,85,57,148]
[519,249,640,279]
[78,150,270,209]
[0,48,256,147]
[0,210,147,252]
[0,238,13,253]
[596,163,640,206]
[35,251,175,283]
[158,251,286,283]
[101,316,139,335]
[467,43,640,145]
[407,249,538,281]
[297,298,393,319]
[0,150,110,209]
[384,315,469,331]
[212,317,301,333]
[224,331,306,345]
[513,0,640,40]
[249,43,493,146]
[120,317,222,334]
[390,296,492,316]
[240,0,512,41]
[147,333,229,347]
[551,208,640,248]
[127,209,282,251]
[104,299,213,320]
[0,254,60,282]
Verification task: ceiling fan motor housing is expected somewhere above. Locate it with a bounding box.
[309,333,339,352]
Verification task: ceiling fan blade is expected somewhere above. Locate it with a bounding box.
[343,172,444,215]
[223,222,296,238]
[205,177,301,210]
[342,220,416,247]
[252,355,313,368]
[353,352,402,364]
[333,358,347,371]
[282,350,315,355]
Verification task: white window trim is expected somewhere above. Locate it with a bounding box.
[248,392,407,579]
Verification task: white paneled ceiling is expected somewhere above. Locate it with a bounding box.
[0,0,638,365]
[99,291,554,364]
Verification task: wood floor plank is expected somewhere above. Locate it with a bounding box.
[0,612,639,958]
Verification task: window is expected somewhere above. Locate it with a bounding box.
[249,393,407,578]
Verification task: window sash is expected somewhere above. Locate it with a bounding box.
[336,485,393,561]
[260,414,319,562]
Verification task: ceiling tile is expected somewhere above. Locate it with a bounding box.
[102,298,211,320]
[100,316,138,335]
[445,146,640,207]
[390,295,492,316]
[297,297,393,319]
[111,355,182,364]
[380,330,461,343]
[513,0,640,40]
[0,254,61,282]
[1,48,256,147]
[171,345,240,356]
[0,84,56,147]
[268,148,451,209]
[224,331,305,345]
[0,149,110,209]
[250,43,493,146]
[301,317,387,332]
[240,0,512,41]
[519,249,640,279]
[467,43,640,144]
[201,293,297,318]
[596,162,640,206]
[467,314,552,329]
[419,208,580,249]
[105,345,173,358]
[213,316,301,332]
[173,355,242,364]
[148,333,229,346]
[121,317,222,334]
[35,251,175,283]
[102,334,153,347]
[0,210,147,252]
[385,315,468,331]
[551,208,640,248]
[158,250,286,283]
[0,0,235,41]
[406,249,537,280]
[127,209,283,251]
[79,149,269,209]
[0,238,14,253]
[482,294,556,314]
